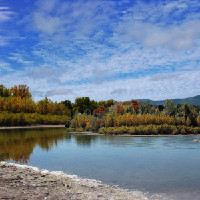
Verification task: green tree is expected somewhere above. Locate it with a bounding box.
[74,97,91,114]
[164,99,176,116]
[0,85,4,97]
[139,101,151,115]
[90,100,98,113]
[62,100,72,110]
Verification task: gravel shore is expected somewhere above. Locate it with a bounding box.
[0,162,149,200]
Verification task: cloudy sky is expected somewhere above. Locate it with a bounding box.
[0,0,200,102]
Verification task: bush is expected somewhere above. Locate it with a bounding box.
[0,111,69,126]
[99,125,200,135]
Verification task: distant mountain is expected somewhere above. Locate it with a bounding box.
[137,95,200,106]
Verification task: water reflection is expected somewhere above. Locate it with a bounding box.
[1,130,199,164]
[73,134,98,147]
[0,128,66,163]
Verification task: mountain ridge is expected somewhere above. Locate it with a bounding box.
[137,95,200,106]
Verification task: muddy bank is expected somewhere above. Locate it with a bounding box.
[0,162,150,200]
[0,125,65,130]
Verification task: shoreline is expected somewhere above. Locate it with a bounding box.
[0,126,198,137]
[0,162,151,200]
[0,125,65,130]
[68,131,199,137]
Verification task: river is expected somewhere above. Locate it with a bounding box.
[0,128,200,200]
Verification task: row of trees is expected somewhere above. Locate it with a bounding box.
[0,85,70,116]
[1,84,200,131]
[66,99,200,135]
[0,85,71,126]
[0,112,69,126]
[69,113,200,131]
[0,85,31,98]
[0,97,70,115]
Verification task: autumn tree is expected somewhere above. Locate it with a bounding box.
[130,100,139,112]
[11,85,31,98]
[106,99,115,107]
[93,106,107,115]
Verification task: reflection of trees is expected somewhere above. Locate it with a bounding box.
[74,135,98,147]
[64,132,72,141]
[0,128,65,164]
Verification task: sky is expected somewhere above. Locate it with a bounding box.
[0,0,200,102]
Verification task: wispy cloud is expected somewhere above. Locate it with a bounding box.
[0,2,15,45]
[46,88,73,97]
[27,0,117,41]
[1,0,200,101]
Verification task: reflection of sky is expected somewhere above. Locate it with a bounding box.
[1,0,200,101]
[29,133,200,196]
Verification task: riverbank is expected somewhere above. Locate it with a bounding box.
[68,131,199,137]
[0,125,65,130]
[0,162,149,200]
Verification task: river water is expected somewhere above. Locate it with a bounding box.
[0,128,200,200]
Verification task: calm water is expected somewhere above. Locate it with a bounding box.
[0,128,200,200]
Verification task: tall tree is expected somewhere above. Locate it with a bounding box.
[11,85,31,98]
[74,97,91,113]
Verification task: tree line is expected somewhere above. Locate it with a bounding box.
[1,84,200,133]
[66,98,200,135]
[0,85,70,126]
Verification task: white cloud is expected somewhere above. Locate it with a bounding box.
[27,0,116,40]
[2,0,200,102]
[0,6,14,23]
[0,3,15,45]
[0,61,13,72]
[32,12,63,35]
[117,19,200,50]
[46,88,73,97]
[115,0,200,50]
[163,1,187,14]
[8,52,32,65]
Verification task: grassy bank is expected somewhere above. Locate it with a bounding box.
[98,125,200,135]
[67,124,200,135]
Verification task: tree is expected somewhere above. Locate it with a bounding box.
[74,97,91,114]
[106,99,115,107]
[164,99,176,116]
[11,85,31,98]
[139,101,151,115]
[90,100,98,114]
[62,100,72,110]
[182,103,191,119]
[130,100,139,112]
[93,106,107,115]
[0,85,4,97]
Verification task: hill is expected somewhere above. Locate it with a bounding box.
[137,95,200,106]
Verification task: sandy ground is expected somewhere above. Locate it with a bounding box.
[0,125,65,130]
[0,162,152,200]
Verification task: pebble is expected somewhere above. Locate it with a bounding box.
[0,162,148,200]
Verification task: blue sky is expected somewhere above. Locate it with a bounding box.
[0,0,200,102]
